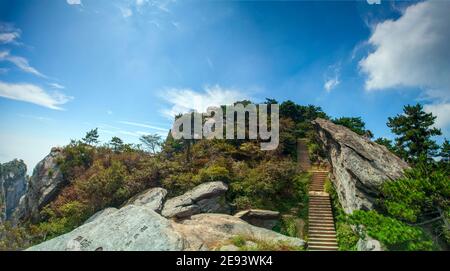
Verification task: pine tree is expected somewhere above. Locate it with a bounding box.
[82,128,99,146]
[387,104,441,162]
[440,139,450,162]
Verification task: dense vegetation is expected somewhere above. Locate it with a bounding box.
[0,100,448,251]
[0,100,331,249]
[326,104,449,251]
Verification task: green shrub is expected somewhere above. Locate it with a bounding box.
[325,179,359,250]
[349,210,433,251]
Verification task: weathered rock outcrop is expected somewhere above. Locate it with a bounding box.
[173,213,304,250]
[357,236,383,251]
[27,205,305,251]
[12,147,66,222]
[27,205,185,251]
[83,207,118,225]
[312,118,409,213]
[234,209,280,230]
[0,159,27,224]
[123,187,167,213]
[161,181,230,218]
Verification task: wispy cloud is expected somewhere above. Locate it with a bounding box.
[324,77,340,92]
[0,81,73,110]
[120,7,133,18]
[0,50,46,78]
[161,85,251,118]
[18,114,53,122]
[118,120,168,132]
[48,82,65,89]
[0,23,21,44]
[323,64,340,92]
[66,0,82,5]
[366,0,381,5]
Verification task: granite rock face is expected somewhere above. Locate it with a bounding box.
[0,159,28,224]
[234,209,280,230]
[27,205,185,251]
[27,205,305,251]
[161,181,230,218]
[174,213,305,251]
[312,118,409,213]
[22,147,65,221]
[124,187,167,213]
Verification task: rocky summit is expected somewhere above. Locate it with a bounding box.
[0,159,27,224]
[312,118,410,213]
[27,183,305,251]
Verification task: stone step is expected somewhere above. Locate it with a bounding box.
[308,241,338,247]
[309,219,335,223]
[309,212,333,216]
[309,222,335,227]
[309,203,331,206]
[310,215,333,219]
[308,238,337,243]
[309,210,332,213]
[309,207,332,210]
[308,245,338,251]
[309,230,336,234]
[309,227,336,231]
[309,233,337,238]
[309,204,332,207]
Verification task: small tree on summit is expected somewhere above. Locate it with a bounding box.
[140,134,162,154]
[333,117,373,138]
[387,104,442,163]
[109,136,124,152]
[82,128,100,146]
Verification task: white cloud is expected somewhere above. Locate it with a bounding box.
[360,1,450,101]
[367,0,381,5]
[0,32,20,44]
[161,85,251,118]
[360,1,450,130]
[0,50,46,78]
[324,77,340,92]
[48,82,65,89]
[0,23,21,44]
[67,0,82,5]
[323,64,340,92]
[424,103,450,130]
[121,7,133,18]
[136,0,146,6]
[0,81,72,110]
[118,121,168,132]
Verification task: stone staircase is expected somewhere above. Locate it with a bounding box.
[308,171,338,251]
[297,139,311,171]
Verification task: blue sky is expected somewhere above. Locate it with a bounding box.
[0,0,449,172]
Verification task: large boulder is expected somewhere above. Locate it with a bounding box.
[312,118,409,213]
[0,159,27,224]
[27,205,305,251]
[357,236,383,251]
[27,205,185,251]
[123,187,167,213]
[161,181,230,218]
[83,207,118,225]
[234,209,280,230]
[173,213,305,251]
